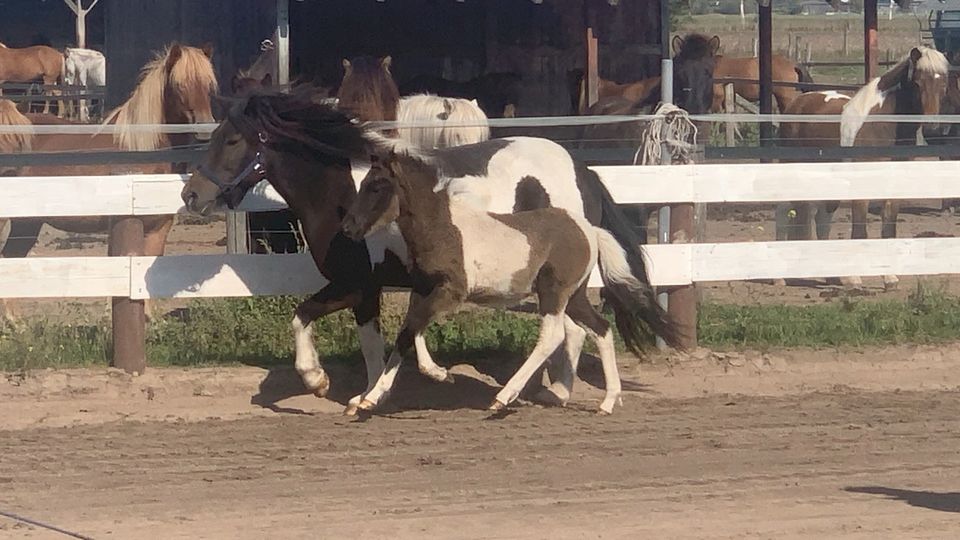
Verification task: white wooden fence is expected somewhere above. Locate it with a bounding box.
[2,160,960,302]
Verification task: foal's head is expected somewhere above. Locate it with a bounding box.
[342,152,434,241]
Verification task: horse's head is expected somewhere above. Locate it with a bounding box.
[336,56,400,122]
[183,90,368,215]
[902,47,949,137]
[671,33,720,114]
[231,72,272,96]
[342,153,403,241]
[162,43,218,127]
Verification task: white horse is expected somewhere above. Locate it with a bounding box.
[342,151,632,414]
[397,93,490,149]
[63,47,106,121]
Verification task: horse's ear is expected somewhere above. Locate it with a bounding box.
[709,36,721,55]
[165,44,184,72]
[381,56,392,72]
[342,58,352,73]
[261,72,272,87]
[230,74,242,94]
[201,42,215,59]
[910,47,923,64]
[672,35,684,55]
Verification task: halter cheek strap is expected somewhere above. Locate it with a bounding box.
[197,132,270,195]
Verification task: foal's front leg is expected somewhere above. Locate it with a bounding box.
[407,292,455,384]
[358,285,463,411]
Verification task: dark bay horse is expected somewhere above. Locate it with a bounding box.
[181,91,681,413]
[0,44,218,316]
[399,72,522,118]
[778,46,948,289]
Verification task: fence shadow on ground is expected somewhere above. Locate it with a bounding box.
[844,486,960,513]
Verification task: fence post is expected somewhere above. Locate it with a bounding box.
[843,23,850,58]
[669,202,698,350]
[724,83,736,146]
[109,217,146,374]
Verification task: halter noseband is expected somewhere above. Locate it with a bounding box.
[197,132,269,196]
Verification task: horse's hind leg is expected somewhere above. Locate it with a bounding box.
[535,289,589,407]
[564,286,621,414]
[838,200,869,288]
[881,200,900,290]
[293,284,363,398]
[491,310,568,411]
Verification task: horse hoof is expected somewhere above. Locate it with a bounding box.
[312,383,329,399]
[343,404,359,417]
[442,372,455,384]
[488,399,506,412]
[532,386,568,408]
[357,399,377,411]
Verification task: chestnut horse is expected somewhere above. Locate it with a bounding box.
[712,54,814,113]
[0,44,65,114]
[0,43,218,317]
[777,46,948,290]
[570,71,661,115]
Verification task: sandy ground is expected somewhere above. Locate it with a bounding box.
[2,345,960,539]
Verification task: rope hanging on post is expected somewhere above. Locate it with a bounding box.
[637,103,698,165]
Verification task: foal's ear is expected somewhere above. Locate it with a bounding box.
[672,35,684,55]
[201,42,215,59]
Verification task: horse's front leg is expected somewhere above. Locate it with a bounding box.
[344,285,387,415]
[358,285,463,411]
[293,284,362,397]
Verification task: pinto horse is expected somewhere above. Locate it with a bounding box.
[181,91,681,413]
[342,152,632,415]
[778,46,948,290]
[0,44,218,317]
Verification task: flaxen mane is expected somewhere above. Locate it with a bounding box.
[0,99,32,152]
[841,46,948,146]
[104,45,218,151]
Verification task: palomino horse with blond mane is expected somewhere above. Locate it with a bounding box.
[778,46,948,290]
[0,43,65,114]
[0,43,218,319]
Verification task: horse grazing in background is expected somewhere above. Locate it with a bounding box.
[342,152,630,415]
[712,54,814,113]
[181,91,680,413]
[0,43,218,319]
[63,47,107,122]
[396,94,489,149]
[399,72,521,118]
[778,46,948,290]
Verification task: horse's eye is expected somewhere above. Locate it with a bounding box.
[225,137,242,146]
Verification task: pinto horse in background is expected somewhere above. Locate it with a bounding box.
[777,46,948,290]
[0,43,218,320]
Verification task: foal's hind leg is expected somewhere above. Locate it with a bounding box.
[564,286,622,414]
[407,292,455,384]
[534,288,589,407]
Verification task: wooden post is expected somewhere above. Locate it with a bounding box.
[864,0,879,81]
[109,217,145,374]
[724,83,736,146]
[842,22,850,58]
[805,42,812,64]
[668,203,697,350]
[758,1,774,146]
[586,27,599,109]
[752,37,759,57]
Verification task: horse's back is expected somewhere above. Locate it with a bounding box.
[435,136,584,217]
[779,91,846,146]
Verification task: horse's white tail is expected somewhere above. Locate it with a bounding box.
[397,93,490,149]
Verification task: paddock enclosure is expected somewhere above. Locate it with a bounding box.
[5,0,960,537]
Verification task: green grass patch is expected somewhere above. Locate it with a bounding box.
[3,285,960,371]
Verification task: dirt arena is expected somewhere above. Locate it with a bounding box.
[2,346,960,539]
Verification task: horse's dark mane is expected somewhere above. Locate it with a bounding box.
[228,88,380,163]
[675,33,716,59]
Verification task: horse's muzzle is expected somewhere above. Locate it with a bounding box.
[341,215,365,242]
